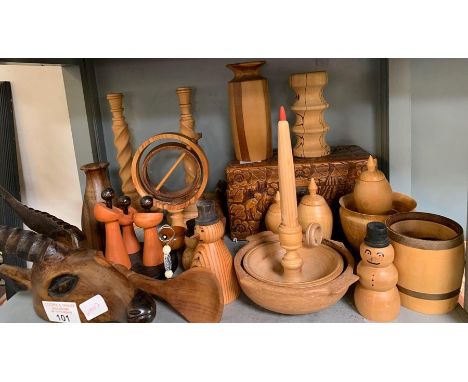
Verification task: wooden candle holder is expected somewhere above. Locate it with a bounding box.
[106,93,140,208]
[133,197,164,267]
[94,202,131,269]
[290,71,331,158]
[233,107,359,315]
[116,195,141,256]
[176,87,203,224]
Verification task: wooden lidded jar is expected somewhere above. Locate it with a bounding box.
[298,178,333,239]
[386,212,465,315]
[353,156,393,215]
[265,191,281,233]
[226,61,272,162]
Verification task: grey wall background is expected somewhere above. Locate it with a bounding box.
[389,58,468,231]
[93,58,382,192]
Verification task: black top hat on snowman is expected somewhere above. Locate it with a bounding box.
[364,221,390,248]
[195,199,220,226]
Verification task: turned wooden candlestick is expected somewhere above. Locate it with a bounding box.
[106,93,140,208]
[116,195,141,256]
[290,71,331,158]
[133,196,164,267]
[94,188,131,269]
[277,106,304,281]
[177,87,203,224]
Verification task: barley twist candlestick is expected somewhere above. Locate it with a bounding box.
[106,93,140,208]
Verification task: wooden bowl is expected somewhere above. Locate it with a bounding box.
[339,192,416,254]
[242,241,343,287]
[234,232,359,315]
[386,212,465,314]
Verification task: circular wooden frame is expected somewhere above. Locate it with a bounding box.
[132,133,209,211]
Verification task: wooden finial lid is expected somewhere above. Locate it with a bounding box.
[300,178,326,207]
[359,156,386,182]
[269,191,281,212]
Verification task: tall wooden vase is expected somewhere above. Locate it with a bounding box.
[290,71,331,158]
[227,61,272,162]
[80,162,112,251]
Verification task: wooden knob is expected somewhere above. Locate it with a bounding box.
[101,187,115,209]
[117,195,131,215]
[140,196,154,212]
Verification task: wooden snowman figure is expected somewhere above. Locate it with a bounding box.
[190,199,240,304]
[354,221,400,322]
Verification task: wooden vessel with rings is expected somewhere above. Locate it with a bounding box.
[131,132,209,227]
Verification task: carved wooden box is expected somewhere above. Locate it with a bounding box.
[226,145,370,240]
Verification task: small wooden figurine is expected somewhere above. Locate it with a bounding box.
[264,190,281,233]
[353,156,393,215]
[354,222,400,322]
[94,188,131,269]
[133,196,164,267]
[116,195,141,263]
[190,200,240,304]
[290,71,331,158]
[298,178,333,239]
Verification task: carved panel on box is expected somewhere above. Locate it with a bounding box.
[226,146,370,240]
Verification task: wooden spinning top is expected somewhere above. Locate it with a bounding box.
[117,195,141,256]
[353,156,393,215]
[265,191,281,234]
[298,178,333,239]
[94,188,131,269]
[133,196,164,267]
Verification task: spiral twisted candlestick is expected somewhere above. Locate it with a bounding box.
[106,93,140,208]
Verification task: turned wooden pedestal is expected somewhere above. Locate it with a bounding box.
[226,145,370,240]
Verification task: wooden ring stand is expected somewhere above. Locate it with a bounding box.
[131,132,209,211]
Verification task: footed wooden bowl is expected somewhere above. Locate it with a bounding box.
[243,240,343,287]
[234,231,358,315]
[339,192,416,254]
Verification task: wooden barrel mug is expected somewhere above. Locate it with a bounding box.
[385,212,465,314]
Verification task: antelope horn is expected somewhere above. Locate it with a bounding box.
[0,184,86,249]
[0,225,66,263]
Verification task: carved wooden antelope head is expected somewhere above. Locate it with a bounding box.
[0,226,156,323]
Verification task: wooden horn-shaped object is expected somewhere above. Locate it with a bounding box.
[277,106,304,281]
[113,264,224,323]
